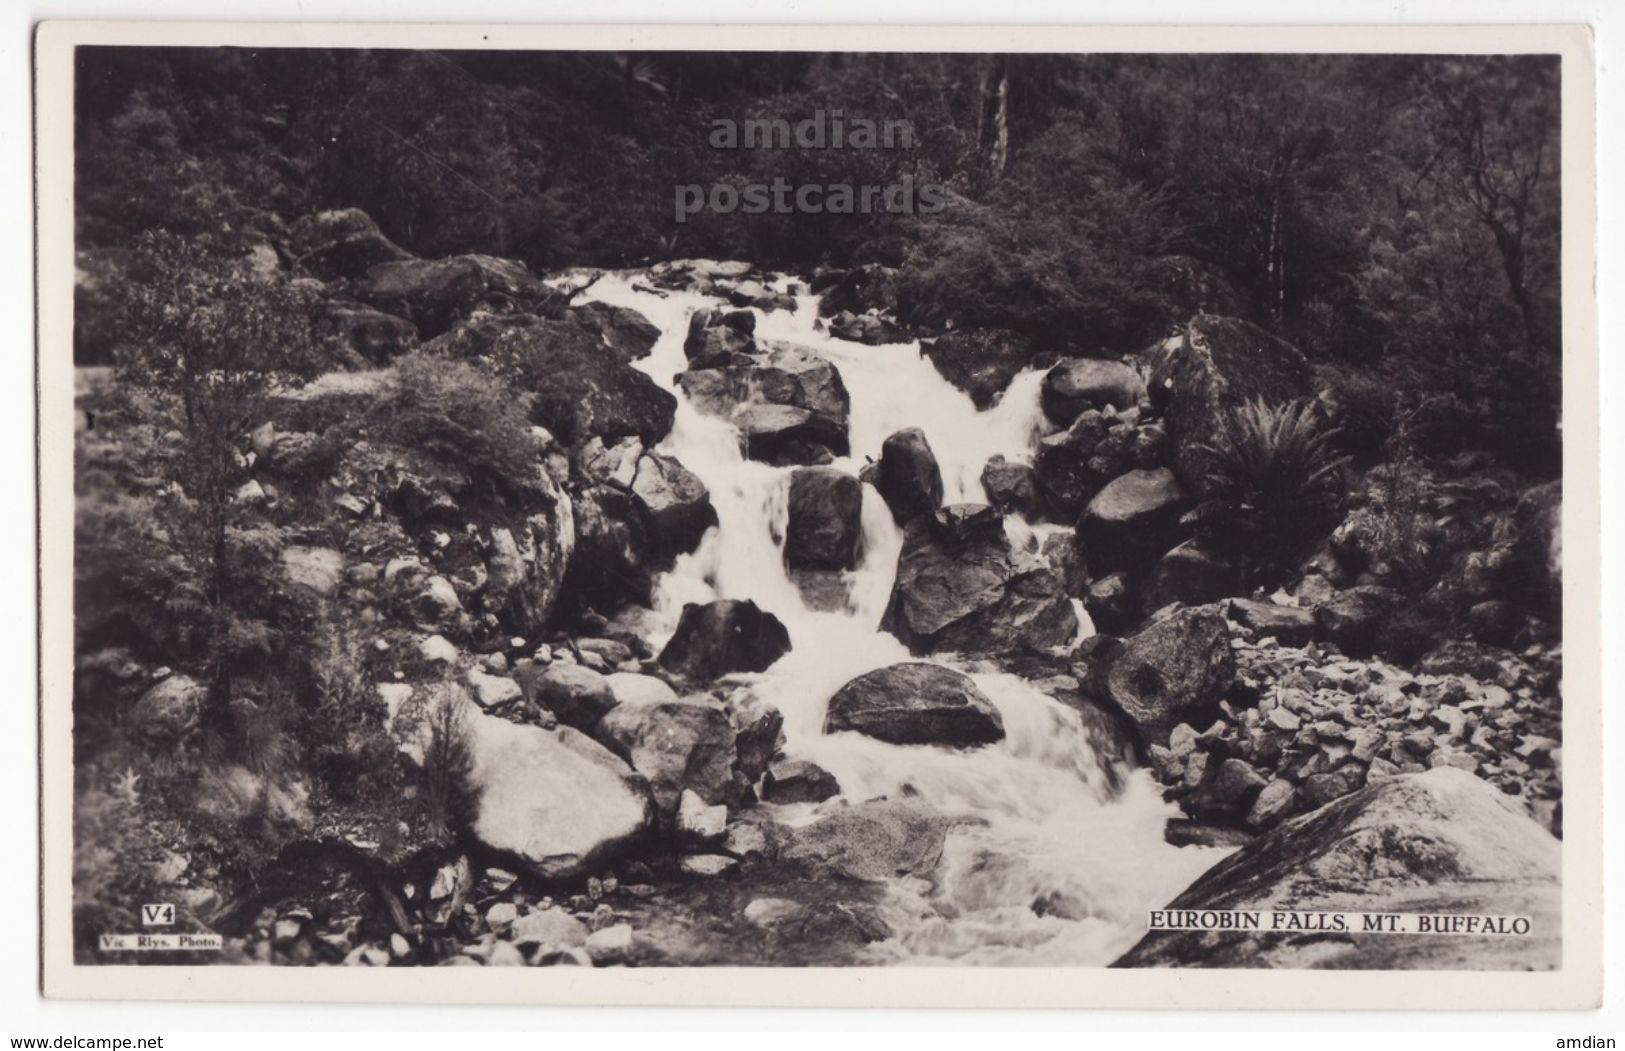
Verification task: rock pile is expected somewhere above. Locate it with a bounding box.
[1143,606,1563,836]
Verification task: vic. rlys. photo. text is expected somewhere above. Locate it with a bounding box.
[67,46,1564,972]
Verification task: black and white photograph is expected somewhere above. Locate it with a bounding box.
[31,20,1602,1010]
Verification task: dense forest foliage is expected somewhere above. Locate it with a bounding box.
[76,47,1561,471]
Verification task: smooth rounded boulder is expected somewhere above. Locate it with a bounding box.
[874,427,944,526]
[785,466,864,570]
[466,715,654,882]
[1079,468,1187,575]
[658,599,793,681]
[1100,605,1235,748]
[1041,358,1146,427]
[824,662,1005,747]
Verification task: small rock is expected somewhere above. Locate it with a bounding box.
[486,941,526,967]
[722,823,771,859]
[743,897,800,927]
[676,789,727,844]
[1246,779,1297,831]
[343,944,392,967]
[584,923,634,962]
[418,634,459,665]
[762,758,841,804]
[466,668,522,709]
[510,908,589,948]
[678,854,740,879]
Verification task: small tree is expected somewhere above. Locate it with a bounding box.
[113,230,325,725]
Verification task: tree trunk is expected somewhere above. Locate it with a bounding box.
[979,55,1010,179]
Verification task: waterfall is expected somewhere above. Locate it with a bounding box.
[580,268,1223,965]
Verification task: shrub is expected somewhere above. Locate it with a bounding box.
[369,351,544,502]
[1188,397,1350,583]
[299,628,405,807]
[420,693,477,846]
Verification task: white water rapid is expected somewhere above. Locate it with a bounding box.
[581,267,1224,965]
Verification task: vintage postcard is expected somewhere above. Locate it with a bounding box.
[35,21,1601,1008]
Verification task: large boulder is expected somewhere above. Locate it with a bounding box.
[1041,359,1146,428]
[289,208,414,280]
[466,716,654,882]
[678,342,851,465]
[684,306,756,361]
[781,799,948,881]
[658,600,793,681]
[1099,605,1234,748]
[922,328,1038,409]
[482,499,576,632]
[429,314,675,446]
[785,467,864,570]
[358,254,564,337]
[736,405,850,466]
[569,300,661,363]
[596,695,737,815]
[678,342,850,424]
[1314,585,1404,658]
[1146,540,1241,611]
[1148,315,1314,493]
[874,427,944,526]
[631,452,717,562]
[824,663,1005,747]
[881,504,1078,657]
[563,485,654,611]
[1113,769,1561,970]
[1079,468,1188,575]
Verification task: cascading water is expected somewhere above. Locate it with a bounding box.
[581,267,1224,965]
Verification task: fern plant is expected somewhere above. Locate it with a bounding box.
[1188,397,1351,584]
